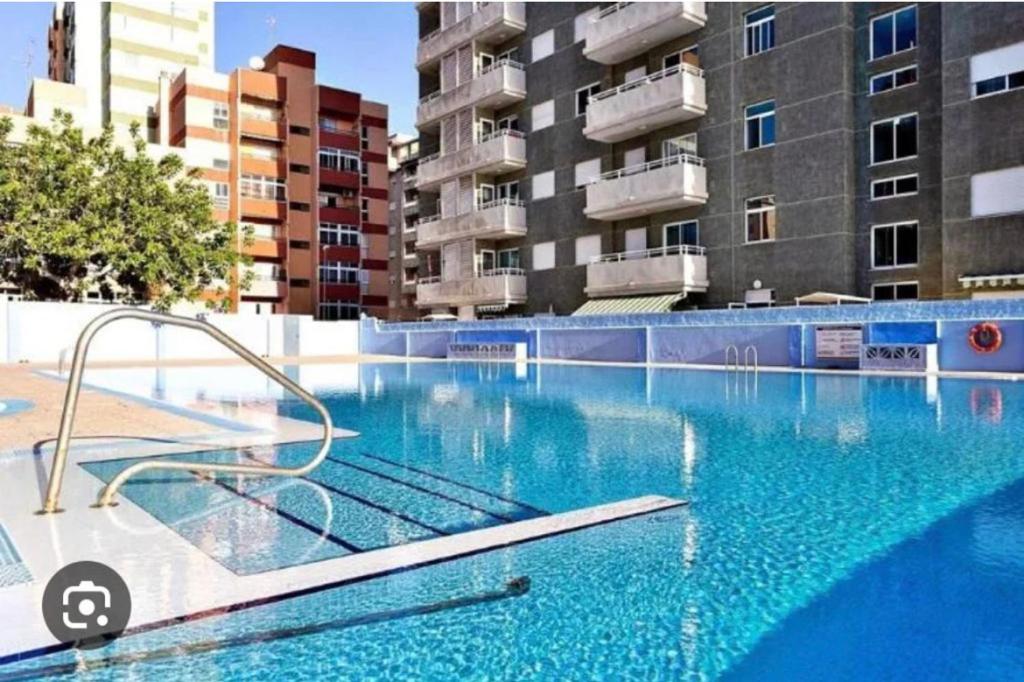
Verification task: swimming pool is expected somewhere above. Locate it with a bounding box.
[7,362,1024,680]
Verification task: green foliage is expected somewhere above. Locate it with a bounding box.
[0,111,251,310]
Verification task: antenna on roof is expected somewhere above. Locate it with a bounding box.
[16,39,34,90]
[265,14,278,48]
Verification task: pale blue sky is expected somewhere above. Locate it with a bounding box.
[0,2,419,134]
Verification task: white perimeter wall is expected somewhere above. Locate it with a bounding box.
[0,299,360,364]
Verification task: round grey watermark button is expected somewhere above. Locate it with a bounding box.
[41,561,131,650]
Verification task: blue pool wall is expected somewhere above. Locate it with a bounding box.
[361,300,1024,372]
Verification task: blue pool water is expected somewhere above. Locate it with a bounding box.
[9,363,1024,680]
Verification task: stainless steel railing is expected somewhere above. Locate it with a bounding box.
[39,308,334,514]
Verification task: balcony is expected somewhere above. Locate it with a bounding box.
[416,199,527,249]
[403,198,421,216]
[243,237,286,260]
[417,269,527,308]
[585,244,708,298]
[241,197,287,221]
[583,2,706,64]
[319,168,360,190]
[583,63,706,143]
[417,61,526,129]
[417,2,526,71]
[242,272,287,299]
[585,153,707,221]
[417,130,526,191]
[240,155,286,177]
[240,117,285,142]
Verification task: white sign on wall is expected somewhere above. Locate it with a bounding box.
[815,325,863,359]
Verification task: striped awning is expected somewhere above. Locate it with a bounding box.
[573,293,683,316]
[959,273,1024,289]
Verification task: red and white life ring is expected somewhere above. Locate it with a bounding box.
[967,322,1003,354]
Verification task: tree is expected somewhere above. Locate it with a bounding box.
[0,111,250,310]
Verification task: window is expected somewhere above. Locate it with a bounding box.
[870,5,917,60]
[289,124,311,136]
[663,134,697,158]
[212,182,229,209]
[532,171,555,200]
[871,174,918,200]
[533,241,555,270]
[289,241,311,250]
[664,45,699,70]
[498,248,520,270]
[319,222,360,247]
[318,148,361,173]
[361,163,369,186]
[318,189,357,209]
[532,29,554,62]
[574,158,601,188]
[574,8,599,43]
[497,181,520,202]
[289,163,310,174]
[664,221,699,248]
[319,302,359,321]
[872,222,918,268]
[872,281,918,301]
[213,102,228,129]
[745,5,775,57]
[971,165,1024,217]
[361,198,370,222]
[245,222,279,239]
[289,201,311,212]
[745,100,776,150]
[745,196,777,243]
[319,261,360,284]
[870,64,918,94]
[871,114,917,164]
[971,41,1024,98]
[361,125,369,150]
[575,235,601,265]
[576,82,601,117]
[240,175,286,201]
[532,100,555,131]
[497,114,520,131]
[212,158,229,170]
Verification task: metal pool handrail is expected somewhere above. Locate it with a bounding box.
[39,307,334,514]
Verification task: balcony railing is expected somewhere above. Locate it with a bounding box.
[584,63,706,142]
[586,244,709,298]
[584,2,706,64]
[417,2,527,70]
[417,60,526,128]
[415,198,527,249]
[585,153,707,221]
[417,268,527,308]
[416,129,527,191]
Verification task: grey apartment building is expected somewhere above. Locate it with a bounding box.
[407,2,1024,320]
[388,133,423,320]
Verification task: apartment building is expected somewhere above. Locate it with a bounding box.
[388,134,423,320]
[41,3,391,318]
[161,46,390,318]
[48,1,216,140]
[411,2,1024,319]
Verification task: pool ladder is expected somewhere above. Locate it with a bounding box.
[724,345,759,373]
[38,308,334,514]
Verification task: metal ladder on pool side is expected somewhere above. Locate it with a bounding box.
[38,308,334,514]
[724,345,759,373]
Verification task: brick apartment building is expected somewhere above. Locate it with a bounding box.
[409,2,1024,319]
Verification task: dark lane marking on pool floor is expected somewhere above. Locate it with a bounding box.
[324,456,518,523]
[242,453,450,537]
[358,451,550,516]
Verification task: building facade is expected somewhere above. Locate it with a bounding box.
[410,2,1024,319]
[42,4,390,318]
[387,134,423,320]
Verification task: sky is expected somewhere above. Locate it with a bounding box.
[0,2,419,134]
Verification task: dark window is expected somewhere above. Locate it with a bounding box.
[665,221,699,247]
[745,196,777,242]
[974,70,1024,97]
[289,240,311,250]
[872,114,917,163]
[871,6,916,60]
[289,125,311,136]
[870,65,917,94]
[289,201,310,212]
[873,282,918,301]
[289,163,310,174]
[745,100,775,150]
[289,278,311,288]
[873,223,917,268]
[871,174,918,200]
[576,83,601,116]
[896,175,918,194]
[745,5,775,57]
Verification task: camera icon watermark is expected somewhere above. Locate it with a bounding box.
[42,561,131,650]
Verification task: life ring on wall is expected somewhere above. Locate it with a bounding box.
[967,322,1003,354]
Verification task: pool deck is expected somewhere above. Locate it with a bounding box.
[0,361,685,666]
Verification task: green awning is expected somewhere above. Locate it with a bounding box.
[572,293,683,316]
